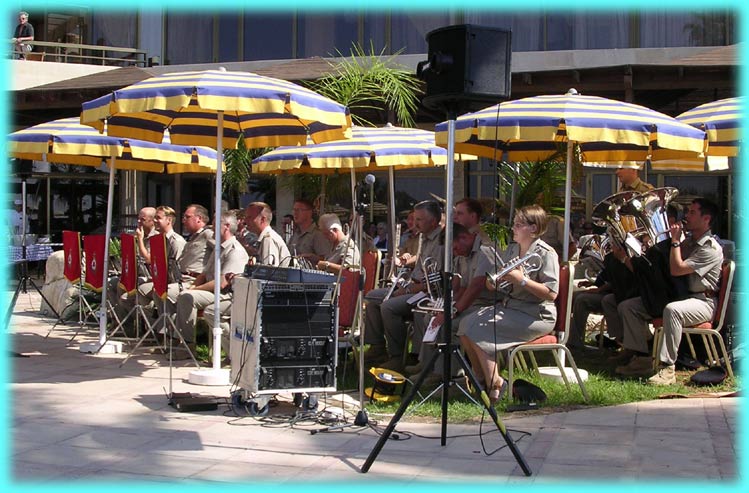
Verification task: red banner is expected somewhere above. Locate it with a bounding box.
[149,233,168,300]
[83,234,106,292]
[118,233,137,295]
[62,230,81,284]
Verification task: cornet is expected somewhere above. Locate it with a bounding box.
[486,251,543,291]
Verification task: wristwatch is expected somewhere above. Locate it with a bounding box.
[671,241,681,248]
[519,277,528,288]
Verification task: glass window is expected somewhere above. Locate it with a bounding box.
[165,12,213,64]
[217,14,239,62]
[390,13,450,54]
[297,12,359,58]
[244,13,293,60]
[592,173,614,204]
[362,13,388,54]
[572,13,629,49]
[639,11,733,47]
[546,13,574,51]
[91,12,136,49]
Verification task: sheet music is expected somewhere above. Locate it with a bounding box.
[423,316,441,343]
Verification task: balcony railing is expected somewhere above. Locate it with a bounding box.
[10,40,148,67]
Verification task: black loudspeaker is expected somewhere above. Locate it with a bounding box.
[418,24,512,111]
[12,158,33,177]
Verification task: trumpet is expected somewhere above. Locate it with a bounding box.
[283,219,294,245]
[486,251,543,291]
[382,266,412,301]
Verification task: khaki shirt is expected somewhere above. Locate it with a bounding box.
[682,230,723,295]
[454,234,496,306]
[620,177,654,193]
[257,225,291,267]
[289,223,331,258]
[165,229,187,283]
[179,227,213,276]
[411,226,443,282]
[202,236,250,283]
[327,235,360,267]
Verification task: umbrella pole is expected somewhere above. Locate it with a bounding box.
[189,112,230,386]
[80,155,122,354]
[563,143,573,262]
[387,167,396,273]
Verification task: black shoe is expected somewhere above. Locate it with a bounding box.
[594,333,620,350]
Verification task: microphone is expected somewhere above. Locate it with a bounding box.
[363,174,375,186]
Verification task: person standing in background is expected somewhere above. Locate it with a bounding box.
[12,11,34,60]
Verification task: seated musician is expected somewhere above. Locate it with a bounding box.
[614,198,723,385]
[109,206,158,330]
[407,223,497,387]
[244,201,291,267]
[315,213,360,274]
[568,239,638,353]
[362,200,444,373]
[454,197,492,245]
[288,199,331,265]
[459,205,559,403]
[174,211,249,353]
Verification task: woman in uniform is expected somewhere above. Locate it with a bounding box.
[458,204,559,403]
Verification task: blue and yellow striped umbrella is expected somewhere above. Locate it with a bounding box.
[8,117,218,349]
[435,90,707,261]
[252,124,473,174]
[80,68,352,375]
[8,117,219,173]
[435,91,706,164]
[677,97,741,157]
[80,69,352,149]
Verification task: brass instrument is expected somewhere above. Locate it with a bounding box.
[486,251,543,291]
[414,256,449,313]
[578,234,610,282]
[621,187,679,246]
[382,266,412,301]
[283,219,295,245]
[592,190,645,256]
[384,223,402,280]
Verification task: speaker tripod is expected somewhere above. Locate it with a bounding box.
[360,112,531,476]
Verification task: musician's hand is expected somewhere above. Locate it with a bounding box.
[399,253,412,264]
[503,267,524,285]
[433,312,445,327]
[225,272,236,284]
[134,226,144,242]
[578,280,595,288]
[394,256,403,267]
[669,223,682,242]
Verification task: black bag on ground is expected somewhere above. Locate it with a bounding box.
[690,366,727,386]
[512,378,547,404]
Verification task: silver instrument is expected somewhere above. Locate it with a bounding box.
[621,187,679,246]
[415,256,446,313]
[382,266,412,301]
[578,234,611,282]
[486,251,543,291]
[592,190,645,256]
[283,219,294,245]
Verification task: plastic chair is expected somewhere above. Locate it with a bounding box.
[651,260,735,378]
[507,263,590,401]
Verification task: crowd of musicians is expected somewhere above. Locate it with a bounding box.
[109,168,725,397]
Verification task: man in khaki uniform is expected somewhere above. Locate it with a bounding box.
[245,201,291,267]
[363,200,444,373]
[616,167,654,193]
[288,199,330,265]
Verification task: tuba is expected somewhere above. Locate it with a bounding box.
[592,190,645,256]
[621,187,679,246]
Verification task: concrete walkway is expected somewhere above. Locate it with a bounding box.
[5,288,740,485]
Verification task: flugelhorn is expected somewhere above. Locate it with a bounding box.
[486,251,543,291]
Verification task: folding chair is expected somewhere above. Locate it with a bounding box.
[47,231,99,342]
[361,248,381,295]
[507,263,590,401]
[651,260,735,378]
[99,233,157,351]
[120,233,199,367]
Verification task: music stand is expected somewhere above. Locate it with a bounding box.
[120,233,199,368]
[361,107,531,476]
[97,233,158,352]
[6,175,62,355]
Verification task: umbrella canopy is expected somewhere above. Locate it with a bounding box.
[8,117,219,350]
[80,69,351,149]
[677,96,741,157]
[646,96,744,172]
[80,68,352,379]
[8,117,219,173]
[435,90,707,261]
[252,124,470,174]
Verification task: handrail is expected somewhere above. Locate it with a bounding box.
[9,40,148,67]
